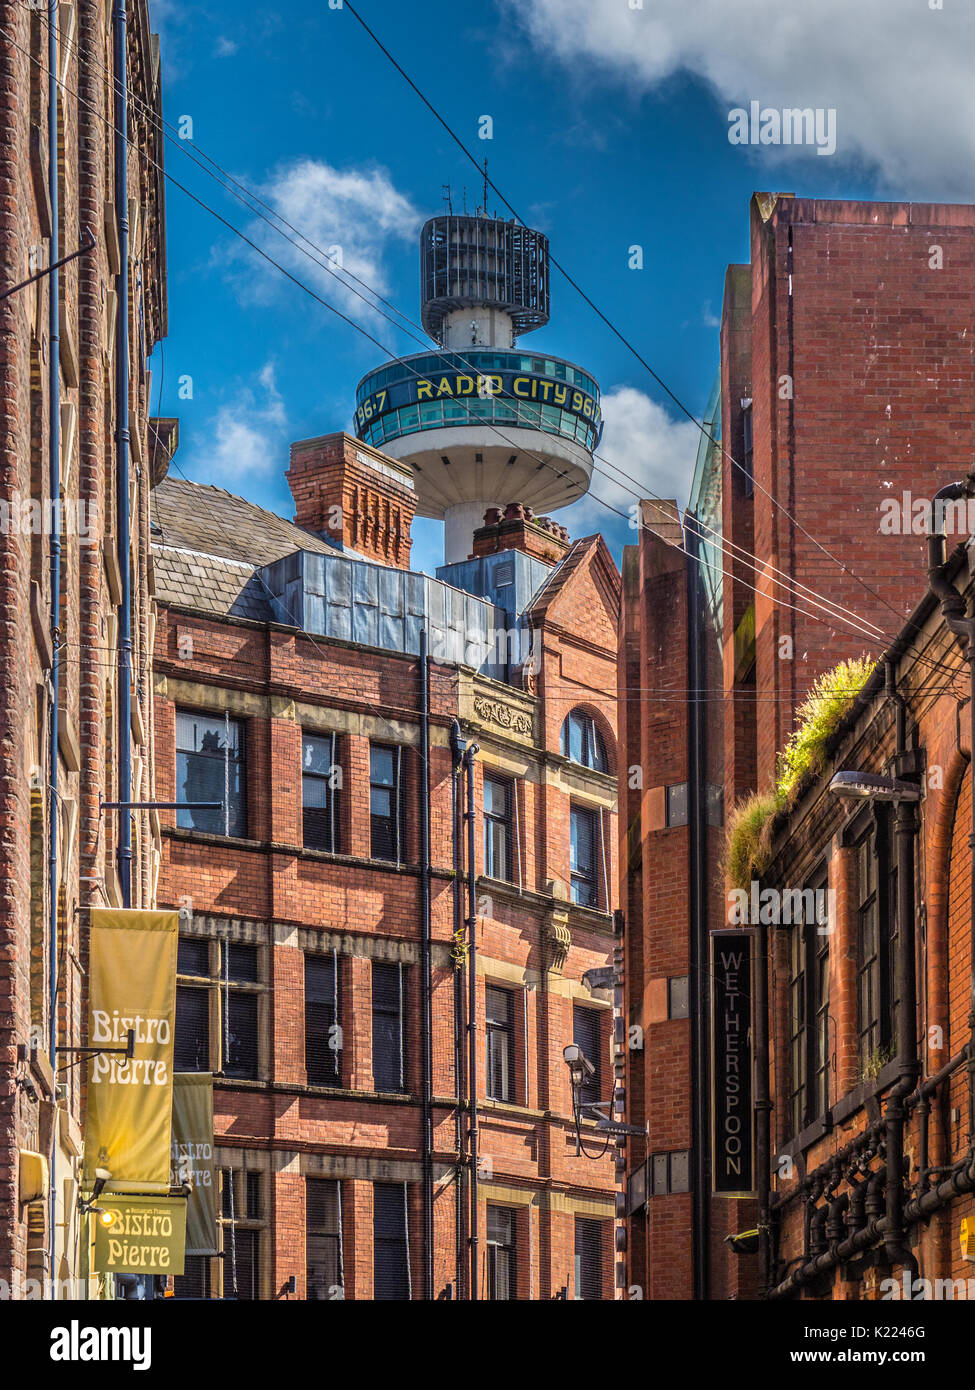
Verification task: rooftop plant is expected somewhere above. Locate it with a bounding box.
[724,654,875,891]
[775,655,875,804]
[725,789,782,891]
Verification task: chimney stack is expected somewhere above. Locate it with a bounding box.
[471,502,571,565]
[287,432,416,569]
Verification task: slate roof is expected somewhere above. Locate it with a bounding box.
[151,476,336,620]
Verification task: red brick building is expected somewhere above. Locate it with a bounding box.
[0,1,167,1296]
[620,192,975,1299]
[150,433,621,1299]
[762,537,975,1301]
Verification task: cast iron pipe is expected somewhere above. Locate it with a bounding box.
[464,743,480,1298]
[449,720,467,1297]
[770,1167,888,1297]
[113,0,132,906]
[770,1121,887,1213]
[46,0,61,1301]
[685,517,711,1299]
[419,630,434,1299]
[927,479,975,1151]
[755,917,772,1294]
[882,660,920,1278]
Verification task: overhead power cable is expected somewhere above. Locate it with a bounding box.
[10,13,956,674]
[25,3,937,667]
[341,0,960,676]
[22,1,911,656]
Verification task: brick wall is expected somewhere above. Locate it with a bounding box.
[0,0,165,1293]
[152,522,621,1299]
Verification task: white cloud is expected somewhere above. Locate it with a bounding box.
[149,0,178,29]
[556,386,700,538]
[510,0,975,199]
[228,160,421,333]
[214,36,238,58]
[203,362,287,484]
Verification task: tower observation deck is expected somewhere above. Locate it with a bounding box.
[354,212,600,563]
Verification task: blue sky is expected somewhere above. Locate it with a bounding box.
[150,0,975,573]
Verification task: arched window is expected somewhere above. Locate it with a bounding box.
[560,710,608,773]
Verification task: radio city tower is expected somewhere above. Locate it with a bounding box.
[354,199,601,563]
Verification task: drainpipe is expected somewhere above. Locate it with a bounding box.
[755,917,772,1295]
[46,0,61,1301]
[883,659,920,1280]
[464,742,480,1299]
[802,1178,821,1261]
[926,475,975,1143]
[450,720,466,1297]
[113,0,132,908]
[684,518,710,1299]
[419,629,434,1300]
[825,1188,849,1253]
[809,1199,828,1257]
[845,1170,867,1241]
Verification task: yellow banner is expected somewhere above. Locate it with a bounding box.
[83,908,179,1190]
[171,1074,218,1254]
[93,1195,186,1277]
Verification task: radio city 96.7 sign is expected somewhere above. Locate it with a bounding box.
[710,929,755,1197]
[355,364,601,436]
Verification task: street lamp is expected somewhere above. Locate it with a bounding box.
[78,1166,113,1218]
[827,771,920,803]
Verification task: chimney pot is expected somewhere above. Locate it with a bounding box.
[471,500,571,564]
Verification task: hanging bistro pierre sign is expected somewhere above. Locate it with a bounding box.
[710,929,755,1197]
[93,1196,186,1277]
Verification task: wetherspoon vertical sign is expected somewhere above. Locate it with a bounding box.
[710,929,755,1197]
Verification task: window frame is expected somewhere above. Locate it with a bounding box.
[174,935,263,1080]
[569,802,601,909]
[369,742,405,864]
[572,1003,602,1109]
[372,959,406,1093]
[486,1205,517,1301]
[483,774,514,883]
[175,1162,265,1300]
[373,1182,410,1301]
[175,709,247,839]
[560,709,609,774]
[574,1216,603,1301]
[301,730,341,853]
[852,811,894,1073]
[306,1177,343,1301]
[787,864,832,1137]
[741,398,754,499]
[485,983,516,1104]
[305,949,341,1088]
